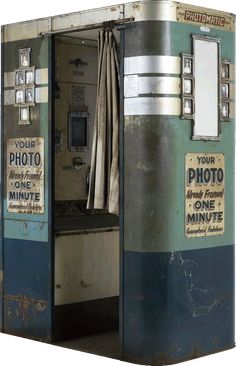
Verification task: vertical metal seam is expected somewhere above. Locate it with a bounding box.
[0,26,5,332]
[119,26,125,360]
[48,34,55,342]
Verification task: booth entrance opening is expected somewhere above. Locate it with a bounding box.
[52,27,122,359]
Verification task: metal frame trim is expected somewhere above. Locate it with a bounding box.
[119,26,125,360]
[124,55,181,76]
[124,97,181,116]
[192,34,222,141]
[40,17,134,37]
[48,34,55,342]
[0,26,5,332]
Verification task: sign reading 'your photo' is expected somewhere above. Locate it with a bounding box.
[185,153,224,238]
[7,137,44,214]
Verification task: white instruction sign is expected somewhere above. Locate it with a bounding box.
[124,75,139,98]
[7,137,45,214]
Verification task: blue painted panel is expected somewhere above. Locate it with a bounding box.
[2,36,52,340]
[3,238,52,341]
[4,219,48,243]
[123,245,235,364]
[0,233,3,331]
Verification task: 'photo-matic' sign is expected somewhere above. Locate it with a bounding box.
[185,153,224,238]
[7,137,44,214]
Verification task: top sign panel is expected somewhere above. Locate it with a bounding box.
[176,4,235,31]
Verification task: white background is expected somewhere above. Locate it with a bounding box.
[0,0,235,365]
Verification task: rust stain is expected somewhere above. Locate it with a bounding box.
[4,294,48,326]
[80,280,92,289]
[132,4,141,11]
[4,294,47,305]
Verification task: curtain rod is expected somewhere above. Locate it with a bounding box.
[39,17,134,37]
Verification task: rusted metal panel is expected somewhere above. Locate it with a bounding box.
[185,153,225,238]
[7,137,44,214]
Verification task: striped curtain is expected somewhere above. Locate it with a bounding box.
[87,29,119,215]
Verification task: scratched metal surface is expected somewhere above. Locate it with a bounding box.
[123,246,235,365]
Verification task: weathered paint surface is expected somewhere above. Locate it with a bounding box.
[3,238,52,340]
[124,116,234,253]
[0,267,3,330]
[55,230,119,305]
[176,3,234,31]
[2,34,52,340]
[124,21,235,61]
[123,245,235,364]
[0,2,234,364]
[3,36,50,241]
[123,16,235,365]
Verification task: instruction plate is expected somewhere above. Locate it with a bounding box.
[185,153,225,238]
[124,75,139,98]
[7,137,45,214]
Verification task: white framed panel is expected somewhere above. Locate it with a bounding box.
[193,36,220,139]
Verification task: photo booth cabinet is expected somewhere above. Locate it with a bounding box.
[1,1,235,364]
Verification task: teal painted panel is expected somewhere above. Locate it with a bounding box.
[2,35,53,341]
[124,116,234,253]
[170,22,235,61]
[3,36,50,242]
[124,21,235,62]
[3,103,49,224]
[3,37,49,72]
[4,219,48,242]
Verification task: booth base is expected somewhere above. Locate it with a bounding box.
[56,331,120,360]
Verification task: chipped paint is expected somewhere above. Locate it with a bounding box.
[132,4,141,11]
[169,251,227,319]
[5,294,47,326]
[80,280,92,289]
